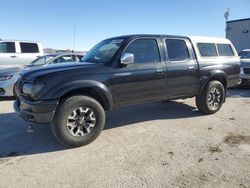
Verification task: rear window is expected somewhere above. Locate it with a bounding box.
[217,44,234,56]
[20,42,39,53]
[0,42,16,53]
[197,43,218,57]
[166,39,189,61]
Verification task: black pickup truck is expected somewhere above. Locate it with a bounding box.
[14,34,240,147]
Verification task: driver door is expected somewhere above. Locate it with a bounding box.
[111,38,167,107]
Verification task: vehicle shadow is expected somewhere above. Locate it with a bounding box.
[0,96,15,101]
[0,112,65,159]
[0,101,202,159]
[105,101,203,130]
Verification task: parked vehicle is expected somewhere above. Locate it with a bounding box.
[0,67,20,97]
[239,49,250,86]
[14,34,240,147]
[28,52,84,67]
[0,39,44,67]
[0,52,84,97]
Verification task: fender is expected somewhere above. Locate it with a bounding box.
[48,80,113,111]
[198,70,227,95]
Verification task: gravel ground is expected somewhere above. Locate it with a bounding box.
[0,88,250,188]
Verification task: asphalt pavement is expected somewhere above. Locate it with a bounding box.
[0,88,250,188]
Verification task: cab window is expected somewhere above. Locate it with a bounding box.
[20,42,39,53]
[124,39,160,63]
[166,39,190,61]
[0,42,16,53]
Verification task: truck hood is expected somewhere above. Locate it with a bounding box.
[20,62,112,81]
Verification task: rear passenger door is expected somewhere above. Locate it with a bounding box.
[165,38,199,98]
[18,42,41,65]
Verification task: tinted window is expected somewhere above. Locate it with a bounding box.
[0,42,16,53]
[197,43,218,57]
[217,44,234,56]
[124,39,160,63]
[166,39,189,61]
[20,42,39,53]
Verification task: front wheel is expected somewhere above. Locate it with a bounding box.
[196,81,225,114]
[52,95,105,147]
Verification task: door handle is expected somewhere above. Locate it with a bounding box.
[156,69,164,74]
[10,55,17,58]
[187,66,195,71]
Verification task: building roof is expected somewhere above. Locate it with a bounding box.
[226,18,250,23]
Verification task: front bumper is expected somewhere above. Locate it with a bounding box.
[241,78,250,86]
[14,98,59,124]
[240,65,250,85]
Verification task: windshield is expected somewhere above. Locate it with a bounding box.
[81,38,125,64]
[31,55,55,66]
[239,51,250,59]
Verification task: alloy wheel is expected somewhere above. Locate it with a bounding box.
[207,87,222,110]
[67,107,96,137]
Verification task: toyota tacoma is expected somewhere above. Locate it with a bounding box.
[14,35,240,147]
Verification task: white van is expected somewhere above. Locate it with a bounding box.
[0,39,44,68]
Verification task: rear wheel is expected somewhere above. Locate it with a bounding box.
[196,81,225,114]
[52,95,105,147]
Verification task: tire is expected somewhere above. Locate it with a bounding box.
[51,95,105,147]
[196,80,225,114]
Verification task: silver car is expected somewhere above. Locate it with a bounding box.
[239,49,250,86]
[0,53,85,97]
[0,67,20,97]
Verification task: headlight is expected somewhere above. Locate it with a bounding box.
[22,82,45,97]
[0,75,13,81]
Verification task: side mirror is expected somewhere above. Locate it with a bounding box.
[121,53,134,65]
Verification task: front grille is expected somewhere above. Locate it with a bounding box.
[244,68,250,74]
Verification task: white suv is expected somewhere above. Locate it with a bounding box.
[0,39,44,68]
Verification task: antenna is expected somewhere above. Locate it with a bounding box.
[224,8,230,35]
[224,8,230,21]
[73,24,76,52]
